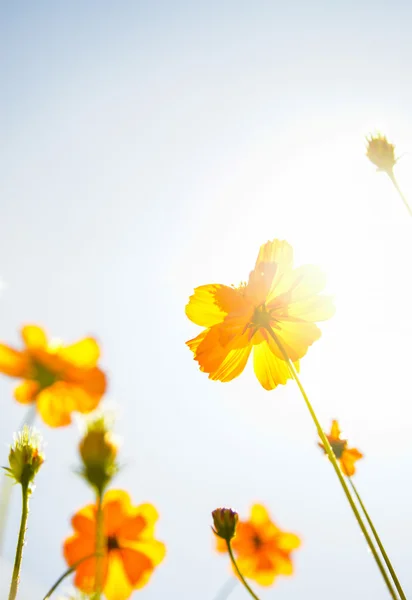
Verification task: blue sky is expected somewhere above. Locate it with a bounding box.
[1,1,412,599]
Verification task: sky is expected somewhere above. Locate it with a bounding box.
[1,1,412,599]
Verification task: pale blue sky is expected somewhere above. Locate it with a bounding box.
[1,1,412,599]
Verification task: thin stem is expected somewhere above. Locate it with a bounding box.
[226,540,260,600]
[0,406,36,555]
[387,170,412,217]
[266,327,399,600]
[8,484,30,600]
[95,492,105,598]
[348,477,406,600]
[212,577,238,600]
[42,553,96,599]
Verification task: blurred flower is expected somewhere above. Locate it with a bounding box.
[79,411,119,494]
[212,508,238,542]
[64,490,165,600]
[216,504,300,586]
[186,239,334,390]
[0,325,106,427]
[4,425,44,488]
[366,133,397,174]
[319,420,363,476]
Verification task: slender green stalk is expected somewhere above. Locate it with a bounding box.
[0,406,36,555]
[226,540,260,600]
[95,493,105,598]
[42,553,96,599]
[387,170,412,217]
[8,483,30,600]
[266,327,399,600]
[348,477,406,600]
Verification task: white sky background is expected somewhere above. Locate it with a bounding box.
[1,1,412,599]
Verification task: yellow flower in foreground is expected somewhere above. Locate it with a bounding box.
[216,504,300,586]
[186,239,334,390]
[64,490,165,600]
[366,133,397,174]
[0,325,106,427]
[319,420,363,476]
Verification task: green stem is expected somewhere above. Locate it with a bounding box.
[266,327,399,600]
[42,553,96,599]
[348,477,406,600]
[95,492,105,598]
[387,170,412,217]
[8,483,30,600]
[0,406,36,555]
[226,540,260,600]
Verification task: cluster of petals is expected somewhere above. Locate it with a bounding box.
[186,239,334,390]
[216,504,300,586]
[319,420,363,476]
[0,325,106,427]
[64,490,165,600]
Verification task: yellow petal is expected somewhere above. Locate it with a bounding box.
[58,338,100,369]
[254,239,294,272]
[253,342,294,390]
[277,532,301,551]
[104,553,133,600]
[269,264,327,303]
[0,345,28,377]
[21,325,48,349]
[36,384,79,427]
[287,295,335,322]
[341,448,363,476]
[14,380,39,404]
[330,419,341,439]
[250,504,271,525]
[185,284,246,327]
[275,320,321,362]
[209,344,252,383]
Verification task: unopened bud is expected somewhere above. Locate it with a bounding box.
[4,426,44,488]
[79,415,118,493]
[212,508,238,542]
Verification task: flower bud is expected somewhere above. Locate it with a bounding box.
[212,508,238,542]
[4,426,44,488]
[366,133,397,174]
[79,414,118,493]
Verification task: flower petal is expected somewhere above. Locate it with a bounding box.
[275,319,321,362]
[72,505,96,537]
[0,345,28,377]
[104,552,133,600]
[253,342,294,390]
[36,385,77,427]
[254,239,294,272]
[330,419,341,439]
[186,284,247,327]
[14,380,39,404]
[269,264,327,303]
[341,448,363,476]
[277,532,301,551]
[119,548,154,587]
[287,295,335,322]
[103,490,132,536]
[209,344,252,383]
[58,338,100,369]
[21,325,48,349]
[250,504,271,525]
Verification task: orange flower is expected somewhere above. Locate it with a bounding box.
[186,239,334,390]
[216,504,300,586]
[64,490,165,600]
[0,325,106,427]
[366,133,397,174]
[319,420,363,476]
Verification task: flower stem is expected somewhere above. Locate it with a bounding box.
[266,327,399,600]
[226,540,260,600]
[0,406,36,555]
[387,170,412,217]
[8,483,30,600]
[348,477,406,600]
[212,577,238,600]
[95,492,105,598]
[42,553,96,599]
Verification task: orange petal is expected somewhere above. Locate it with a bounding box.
[72,505,96,537]
[36,384,78,427]
[341,448,363,476]
[253,342,294,390]
[58,338,100,369]
[63,533,96,567]
[14,380,39,404]
[254,239,294,272]
[117,503,159,541]
[0,345,29,377]
[209,344,252,382]
[186,284,247,327]
[21,325,48,349]
[103,490,131,536]
[104,552,134,600]
[65,366,107,399]
[120,548,153,586]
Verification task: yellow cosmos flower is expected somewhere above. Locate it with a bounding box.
[64,490,165,600]
[216,504,300,586]
[185,239,334,390]
[319,420,363,476]
[0,325,106,427]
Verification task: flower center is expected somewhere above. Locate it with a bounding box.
[252,534,263,550]
[329,438,346,459]
[33,361,59,390]
[107,535,120,551]
[251,305,273,331]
